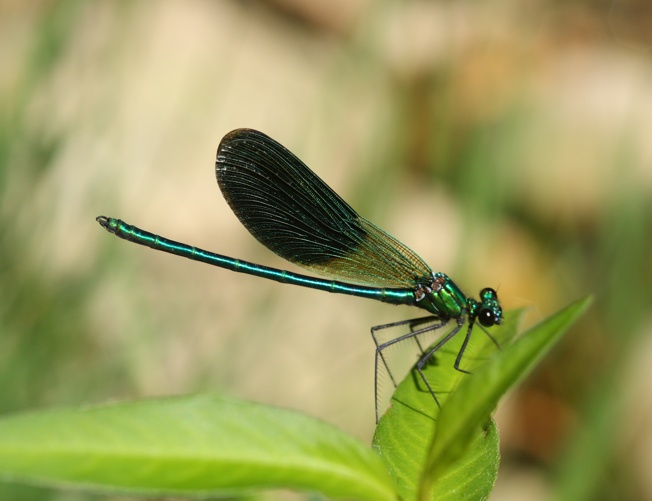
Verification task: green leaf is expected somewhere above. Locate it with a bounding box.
[373,308,526,501]
[373,297,591,501]
[0,395,396,501]
[421,296,592,498]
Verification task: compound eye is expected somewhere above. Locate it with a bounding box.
[478,309,496,327]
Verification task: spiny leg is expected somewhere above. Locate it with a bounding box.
[453,319,474,374]
[454,320,502,374]
[478,323,501,349]
[371,315,437,386]
[415,319,466,407]
[418,318,502,407]
[372,316,448,422]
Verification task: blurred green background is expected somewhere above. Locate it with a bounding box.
[1,1,651,500]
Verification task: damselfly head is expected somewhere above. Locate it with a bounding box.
[477,287,502,327]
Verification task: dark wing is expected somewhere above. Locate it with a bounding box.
[215,128,432,289]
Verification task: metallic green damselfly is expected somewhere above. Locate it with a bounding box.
[98,128,503,420]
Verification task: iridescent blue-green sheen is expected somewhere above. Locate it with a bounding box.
[96,129,502,328]
[97,216,418,307]
[97,128,504,418]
